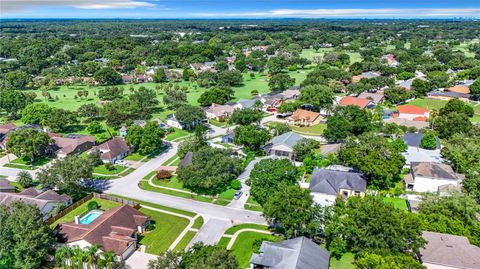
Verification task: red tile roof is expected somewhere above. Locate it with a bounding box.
[0,123,16,134]
[397,105,430,115]
[339,96,371,108]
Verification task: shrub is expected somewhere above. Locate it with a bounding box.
[156,170,173,180]
[104,162,114,171]
[230,179,242,190]
[17,171,33,188]
[420,132,437,150]
[87,201,99,211]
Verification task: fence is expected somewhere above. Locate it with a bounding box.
[46,193,139,225]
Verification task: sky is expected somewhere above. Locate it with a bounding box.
[1,0,480,19]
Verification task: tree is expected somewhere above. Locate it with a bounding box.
[469,79,480,96]
[43,108,78,132]
[152,68,167,83]
[324,105,374,142]
[163,87,188,109]
[37,155,94,199]
[434,112,472,138]
[129,86,159,119]
[98,86,124,100]
[384,86,414,104]
[277,101,301,113]
[21,103,51,125]
[325,196,425,258]
[175,105,206,130]
[148,251,182,269]
[391,138,408,152]
[354,253,425,269]
[94,67,122,85]
[439,98,474,117]
[337,133,405,189]
[139,121,165,154]
[2,70,31,89]
[268,123,292,136]
[441,134,480,173]
[420,132,438,150]
[198,87,234,106]
[228,108,263,125]
[233,125,270,151]
[411,78,431,97]
[268,73,295,92]
[0,90,29,119]
[102,98,139,128]
[463,170,480,203]
[293,138,320,161]
[299,85,335,111]
[217,70,243,87]
[263,185,322,238]
[0,201,55,269]
[16,171,33,188]
[6,129,52,163]
[125,124,144,151]
[77,103,102,122]
[249,159,298,206]
[177,147,243,194]
[86,121,104,134]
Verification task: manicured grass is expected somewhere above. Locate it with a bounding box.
[208,119,230,128]
[244,204,263,212]
[162,154,180,166]
[124,152,147,161]
[138,207,189,255]
[8,156,51,169]
[93,165,127,175]
[229,232,283,269]
[218,188,237,200]
[192,216,204,229]
[224,223,270,235]
[143,171,157,180]
[290,124,326,135]
[4,163,36,170]
[171,157,181,166]
[300,48,335,60]
[153,176,184,190]
[330,252,355,269]
[165,128,193,141]
[110,194,196,217]
[173,230,197,252]
[408,98,480,123]
[217,236,231,249]
[139,180,214,203]
[51,198,121,227]
[383,197,408,211]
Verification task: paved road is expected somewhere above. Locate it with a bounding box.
[0,154,37,179]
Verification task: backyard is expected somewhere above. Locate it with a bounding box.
[407,98,480,123]
[50,198,121,227]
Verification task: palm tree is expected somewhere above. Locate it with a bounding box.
[71,246,87,269]
[55,246,73,269]
[101,251,116,269]
[85,244,101,269]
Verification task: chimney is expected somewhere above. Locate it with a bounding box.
[137,225,143,233]
[74,215,80,224]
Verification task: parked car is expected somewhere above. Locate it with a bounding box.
[276,112,292,119]
[116,160,127,166]
[233,191,243,200]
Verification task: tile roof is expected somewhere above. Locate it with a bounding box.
[269,131,303,149]
[309,168,367,196]
[357,92,384,104]
[427,90,470,99]
[339,96,372,108]
[205,103,235,117]
[0,179,15,191]
[420,231,480,269]
[57,205,149,256]
[0,123,17,134]
[411,162,458,180]
[0,188,70,211]
[397,105,430,115]
[448,85,470,94]
[288,109,321,122]
[94,137,130,161]
[251,237,330,269]
[384,118,430,129]
[53,135,96,155]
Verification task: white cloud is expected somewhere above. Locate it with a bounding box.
[3,0,155,12]
[193,8,480,18]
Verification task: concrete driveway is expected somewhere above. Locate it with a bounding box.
[124,251,157,269]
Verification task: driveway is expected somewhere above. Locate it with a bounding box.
[188,218,232,247]
[124,251,157,269]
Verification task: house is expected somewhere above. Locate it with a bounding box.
[121,74,132,83]
[309,167,367,206]
[222,129,235,144]
[384,117,430,129]
[281,87,301,100]
[398,78,414,90]
[339,96,374,109]
[264,131,303,160]
[92,137,131,163]
[382,53,399,67]
[397,105,430,121]
[286,109,322,126]
[234,98,259,110]
[352,71,381,83]
[404,162,459,193]
[448,84,470,94]
[0,179,16,193]
[119,126,127,137]
[403,132,440,150]
[0,188,71,220]
[250,236,330,269]
[0,123,17,150]
[357,92,385,104]
[402,133,442,165]
[205,103,235,122]
[419,231,480,269]
[57,205,149,260]
[320,143,342,157]
[52,135,96,158]
[427,90,470,102]
[166,114,183,129]
[260,93,284,112]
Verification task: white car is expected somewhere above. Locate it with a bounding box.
[116,160,127,166]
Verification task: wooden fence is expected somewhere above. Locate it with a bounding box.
[46,193,139,225]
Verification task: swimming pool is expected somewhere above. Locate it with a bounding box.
[79,210,103,224]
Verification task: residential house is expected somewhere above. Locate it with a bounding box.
[339,96,374,109]
[166,114,183,129]
[402,132,442,165]
[250,237,330,269]
[384,117,430,129]
[419,231,480,269]
[357,92,385,104]
[352,71,381,83]
[382,53,399,67]
[397,105,430,121]
[121,74,132,83]
[309,167,367,206]
[119,126,127,137]
[398,78,415,90]
[404,162,459,193]
[234,98,259,110]
[57,205,149,260]
[286,109,322,126]
[0,123,17,150]
[52,135,96,158]
[0,179,16,193]
[92,137,131,163]
[448,84,470,95]
[320,143,342,157]
[264,131,303,160]
[260,93,284,112]
[281,87,301,100]
[222,129,235,144]
[190,61,216,73]
[403,132,440,150]
[427,90,471,102]
[205,103,235,122]
[0,188,71,220]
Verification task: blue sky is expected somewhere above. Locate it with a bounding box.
[2,0,480,19]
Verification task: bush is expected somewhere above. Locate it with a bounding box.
[104,162,114,171]
[87,201,99,211]
[156,170,173,180]
[230,180,242,190]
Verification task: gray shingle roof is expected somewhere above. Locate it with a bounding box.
[250,237,330,269]
[309,168,367,195]
[403,132,440,149]
[237,98,257,109]
[411,162,458,180]
[269,132,303,149]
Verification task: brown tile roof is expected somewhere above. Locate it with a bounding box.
[288,109,321,122]
[57,205,149,256]
[339,96,372,108]
[0,179,15,191]
[53,135,96,155]
[0,188,70,211]
[205,103,235,117]
[357,92,384,104]
[420,231,480,269]
[0,123,16,134]
[384,118,430,129]
[94,137,130,161]
[351,75,365,83]
[411,162,458,180]
[448,85,470,94]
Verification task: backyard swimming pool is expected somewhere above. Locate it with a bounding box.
[79,210,103,224]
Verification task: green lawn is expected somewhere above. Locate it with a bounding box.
[143,171,157,180]
[192,216,204,229]
[300,49,363,64]
[208,119,230,128]
[109,194,196,217]
[139,180,214,203]
[224,223,270,235]
[244,196,263,212]
[124,152,147,161]
[152,176,184,190]
[138,207,189,255]
[229,232,283,269]
[93,164,127,175]
[5,156,51,170]
[162,154,180,166]
[291,124,326,135]
[383,197,408,211]
[165,128,193,141]
[51,198,121,227]
[173,230,197,252]
[217,236,231,249]
[407,98,480,123]
[330,252,355,269]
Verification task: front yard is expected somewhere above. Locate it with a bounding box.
[3,156,51,170]
[290,124,326,136]
[165,128,193,141]
[93,164,127,175]
[229,232,283,269]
